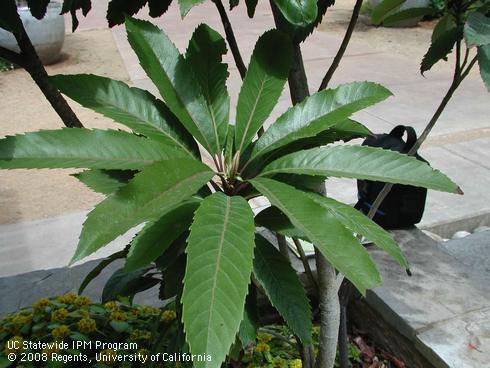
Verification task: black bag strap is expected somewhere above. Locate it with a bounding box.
[389,125,417,153]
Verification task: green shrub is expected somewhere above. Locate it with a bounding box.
[0,294,178,367]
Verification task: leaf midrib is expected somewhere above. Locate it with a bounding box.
[129,25,214,154]
[202,76,222,155]
[204,196,231,352]
[260,166,441,189]
[77,169,211,261]
[237,76,269,153]
[89,91,195,157]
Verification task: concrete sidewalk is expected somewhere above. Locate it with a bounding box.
[110,0,490,232]
[0,0,489,273]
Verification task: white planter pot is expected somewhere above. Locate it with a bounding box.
[370,0,430,27]
[0,2,65,65]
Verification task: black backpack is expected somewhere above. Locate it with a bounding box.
[355,125,427,229]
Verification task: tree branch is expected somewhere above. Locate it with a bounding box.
[366,54,477,219]
[11,17,83,128]
[293,237,318,292]
[318,0,363,91]
[212,0,247,80]
[0,45,25,68]
[314,247,340,368]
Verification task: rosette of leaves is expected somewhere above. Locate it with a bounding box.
[0,18,461,368]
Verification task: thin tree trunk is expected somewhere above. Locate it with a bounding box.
[270,2,342,362]
[8,13,83,128]
[315,251,340,368]
[318,0,363,91]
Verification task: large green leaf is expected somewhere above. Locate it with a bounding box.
[464,12,490,48]
[421,27,462,74]
[178,0,205,17]
[73,169,135,195]
[243,119,371,176]
[256,197,408,270]
[0,0,20,32]
[273,0,335,43]
[238,288,259,346]
[124,201,199,272]
[432,13,456,42]
[255,206,306,239]
[370,0,405,25]
[26,0,50,19]
[245,0,258,17]
[306,194,408,269]
[277,119,371,154]
[102,267,159,303]
[72,159,213,263]
[61,0,92,32]
[186,24,229,151]
[107,0,173,27]
[78,248,128,294]
[251,178,381,294]
[260,145,460,193]
[382,7,432,27]
[235,30,292,153]
[247,82,392,165]
[126,17,221,154]
[477,44,490,91]
[182,193,255,368]
[253,234,312,344]
[272,0,318,26]
[0,129,186,170]
[50,74,198,157]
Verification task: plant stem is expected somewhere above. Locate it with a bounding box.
[10,17,83,128]
[0,45,25,67]
[270,2,344,366]
[318,0,363,91]
[288,42,310,103]
[277,234,291,262]
[293,237,318,292]
[314,249,340,368]
[212,0,247,80]
[258,328,297,348]
[366,52,476,219]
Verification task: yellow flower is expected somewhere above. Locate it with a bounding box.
[56,293,77,304]
[51,308,69,322]
[79,309,90,318]
[52,325,70,340]
[4,336,24,354]
[273,357,287,368]
[77,318,97,334]
[142,306,161,315]
[254,342,270,352]
[12,312,32,327]
[74,296,91,307]
[32,298,50,311]
[103,301,118,311]
[109,311,127,321]
[289,359,302,368]
[258,332,273,343]
[161,310,176,322]
[130,329,151,341]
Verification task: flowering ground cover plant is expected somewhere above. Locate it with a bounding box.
[0,16,461,368]
[0,294,178,367]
